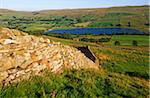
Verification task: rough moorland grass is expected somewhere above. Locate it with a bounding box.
[0,69,149,98]
[91,46,149,79]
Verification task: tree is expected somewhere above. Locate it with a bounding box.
[98,38,111,42]
[114,41,120,46]
[116,24,121,27]
[128,22,131,27]
[132,40,138,46]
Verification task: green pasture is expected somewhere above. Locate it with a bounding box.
[110,35,149,46]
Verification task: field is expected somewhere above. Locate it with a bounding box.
[45,34,149,46]
[110,35,149,46]
[99,35,149,46]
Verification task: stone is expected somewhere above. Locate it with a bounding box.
[0,71,8,82]
[8,74,16,80]
[7,69,17,74]
[3,39,17,45]
[45,38,50,43]
[25,69,31,73]
[20,60,32,69]
[16,70,26,77]
[39,37,45,43]
[0,57,16,72]
[0,44,3,49]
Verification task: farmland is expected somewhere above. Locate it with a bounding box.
[0,5,149,34]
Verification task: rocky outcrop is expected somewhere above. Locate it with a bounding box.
[0,28,99,85]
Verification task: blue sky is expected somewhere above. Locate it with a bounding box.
[0,0,148,11]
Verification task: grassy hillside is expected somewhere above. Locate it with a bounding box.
[0,69,149,98]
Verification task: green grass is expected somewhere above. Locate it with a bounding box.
[85,35,149,46]
[110,35,149,46]
[54,34,149,46]
[91,45,149,79]
[0,69,149,98]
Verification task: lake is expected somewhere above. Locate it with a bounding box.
[47,28,144,35]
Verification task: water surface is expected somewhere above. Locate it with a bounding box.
[47,28,144,35]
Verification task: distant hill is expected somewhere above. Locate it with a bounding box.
[0,5,149,16]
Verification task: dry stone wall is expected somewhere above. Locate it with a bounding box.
[0,28,99,85]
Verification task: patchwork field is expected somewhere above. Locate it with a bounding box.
[0,5,149,34]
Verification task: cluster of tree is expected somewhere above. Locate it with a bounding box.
[80,37,111,43]
[45,33,78,39]
[114,40,138,46]
[144,22,149,26]
[115,22,131,27]
[27,30,45,36]
[56,33,76,39]
[90,22,133,28]
[0,15,80,30]
[114,41,121,46]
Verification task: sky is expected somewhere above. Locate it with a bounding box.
[0,0,148,11]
